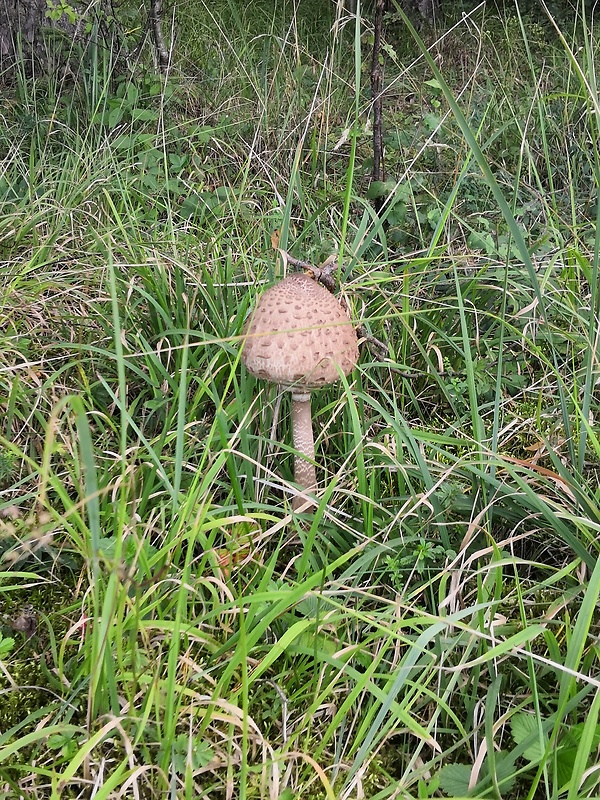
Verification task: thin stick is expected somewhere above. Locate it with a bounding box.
[370,0,386,205]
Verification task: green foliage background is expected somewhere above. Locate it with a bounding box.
[1,1,600,798]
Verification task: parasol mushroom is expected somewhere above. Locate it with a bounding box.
[242,272,359,510]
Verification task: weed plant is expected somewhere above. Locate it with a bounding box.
[1,0,600,797]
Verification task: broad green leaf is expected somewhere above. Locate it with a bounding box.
[511,712,546,762]
[438,763,471,796]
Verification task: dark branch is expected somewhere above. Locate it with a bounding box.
[149,0,169,71]
[370,0,386,199]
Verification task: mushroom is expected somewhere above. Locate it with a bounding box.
[241,272,359,510]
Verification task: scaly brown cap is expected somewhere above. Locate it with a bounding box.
[241,273,358,389]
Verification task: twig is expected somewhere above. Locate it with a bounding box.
[278,250,339,293]
[357,324,389,358]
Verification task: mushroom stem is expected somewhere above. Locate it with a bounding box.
[291,391,317,510]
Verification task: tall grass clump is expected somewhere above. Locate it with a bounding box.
[1,1,600,797]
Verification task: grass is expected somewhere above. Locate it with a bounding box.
[1,0,600,797]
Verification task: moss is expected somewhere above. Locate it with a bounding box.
[0,660,47,733]
[0,570,83,734]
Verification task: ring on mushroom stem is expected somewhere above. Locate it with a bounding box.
[241,272,359,511]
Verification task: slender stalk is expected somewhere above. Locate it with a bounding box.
[291,391,316,510]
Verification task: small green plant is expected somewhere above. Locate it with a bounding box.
[45,0,77,25]
[0,633,15,659]
[0,449,15,488]
[386,537,456,592]
[510,712,600,795]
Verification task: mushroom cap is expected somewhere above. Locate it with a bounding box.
[241,272,359,390]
